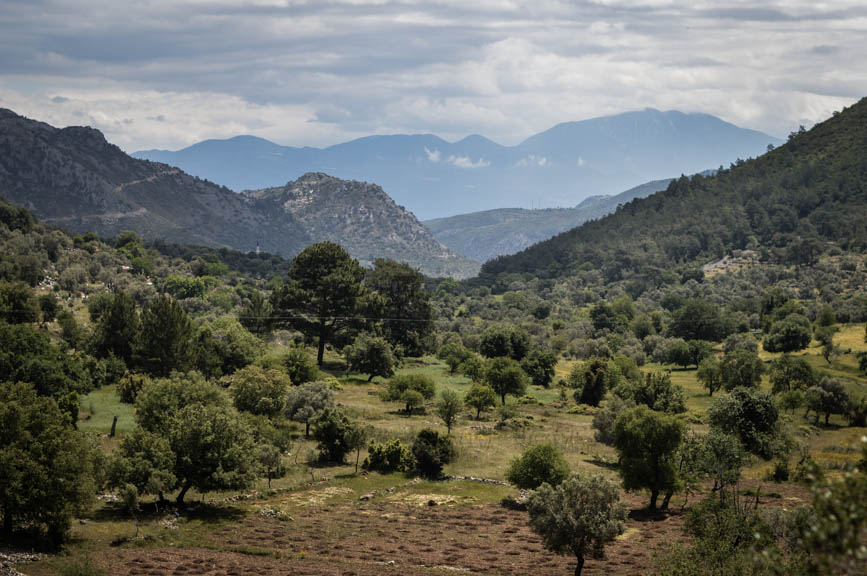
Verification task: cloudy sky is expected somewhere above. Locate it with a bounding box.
[1,0,864,151]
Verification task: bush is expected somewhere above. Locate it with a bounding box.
[592,396,635,445]
[506,443,571,489]
[117,373,150,404]
[385,374,436,413]
[411,429,456,478]
[282,347,319,384]
[224,365,291,417]
[311,407,353,463]
[346,333,395,381]
[363,439,415,473]
[568,357,611,407]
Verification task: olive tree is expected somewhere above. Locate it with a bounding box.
[284,380,334,437]
[464,383,497,419]
[436,389,462,434]
[485,357,527,405]
[506,443,570,490]
[527,474,627,576]
[613,405,685,510]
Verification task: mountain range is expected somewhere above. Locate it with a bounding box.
[0,109,477,278]
[424,178,673,262]
[134,109,783,220]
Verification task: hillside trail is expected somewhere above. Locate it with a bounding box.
[45,169,180,223]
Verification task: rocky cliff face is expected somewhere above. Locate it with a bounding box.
[246,173,479,278]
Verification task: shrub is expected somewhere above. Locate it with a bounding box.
[436,389,462,433]
[385,374,435,413]
[224,365,291,417]
[592,396,635,445]
[284,380,334,436]
[568,357,611,407]
[117,373,150,404]
[363,439,415,473]
[311,407,353,463]
[282,347,319,384]
[411,429,456,478]
[506,443,571,489]
[346,333,395,381]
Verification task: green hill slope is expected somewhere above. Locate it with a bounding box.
[480,98,867,286]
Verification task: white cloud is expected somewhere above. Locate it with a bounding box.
[516,154,549,167]
[448,155,490,168]
[577,156,584,167]
[424,146,441,163]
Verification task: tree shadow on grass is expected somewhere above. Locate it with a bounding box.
[90,499,246,525]
[587,457,619,472]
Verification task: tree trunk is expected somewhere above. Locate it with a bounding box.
[501,394,506,405]
[305,421,310,437]
[110,415,118,437]
[649,489,659,510]
[476,408,481,420]
[176,480,193,505]
[317,319,327,366]
[3,508,12,537]
[355,449,361,474]
[825,412,830,425]
[368,374,374,382]
[574,554,585,576]
[317,337,326,366]
[661,490,673,510]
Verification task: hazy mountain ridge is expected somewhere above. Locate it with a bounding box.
[424,178,673,262]
[0,109,476,278]
[134,109,782,219]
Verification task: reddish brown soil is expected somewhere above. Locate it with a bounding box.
[90,492,693,575]
[66,480,812,576]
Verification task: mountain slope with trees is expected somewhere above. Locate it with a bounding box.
[480,99,867,286]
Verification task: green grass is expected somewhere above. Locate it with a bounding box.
[78,385,135,436]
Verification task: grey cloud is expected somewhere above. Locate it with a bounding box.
[0,0,863,150]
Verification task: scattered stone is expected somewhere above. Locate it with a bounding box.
[359,492,376,501]
[427,499,438,506]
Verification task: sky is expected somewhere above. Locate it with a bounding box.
[0,0,865,152]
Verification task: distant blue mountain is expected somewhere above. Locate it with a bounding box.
[133,109,782,219]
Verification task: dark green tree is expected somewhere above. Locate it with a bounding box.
[366,259,434,356]
[238,290,273,336]
[485,357,527,404]
[708,387,779,458]
[720,349,764,391]
[411,428,456,478]
[137,295,195,376]
[311,407,353,463]
[90,292,140,364]
[506,443,571,490]
[768,354,815,394]
[613,405,685,510]
[669,299,731,342]
[223,365,291,417]
[0,281,39,324]
[345,332,395,381]
[763,313,812,353]
[0,382,95,544]
[569,357,611,407]
[271,242,365,366]
[521,349,558,388]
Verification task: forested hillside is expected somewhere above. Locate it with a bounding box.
[481,98,867,286]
